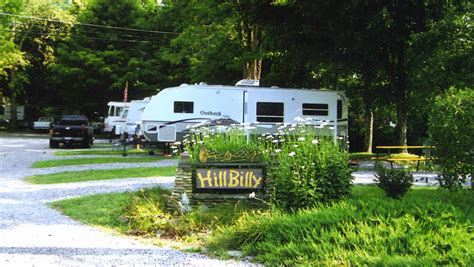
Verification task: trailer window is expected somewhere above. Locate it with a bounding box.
[302,103,328,116]
[256,102,284,123]
[174,101,194,113]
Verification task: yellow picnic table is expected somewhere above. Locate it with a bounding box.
[374,145,435,171]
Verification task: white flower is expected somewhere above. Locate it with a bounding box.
[249,192,256,198]
[298,137,305,141]
[275,149,282,153]
[173,141,182,145]
[272,139,279,143]
[312,139,319,144]
[198,141,204,144]
[172,149,179,153]
[266,135,274,139]
[288,151,296,157]
[293,144,298,148]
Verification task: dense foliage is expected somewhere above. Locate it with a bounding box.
[0,0,472,148]
[375,165,414,198]
[208,187,474,265]
[268,129,352,209]
[429,87,474,190]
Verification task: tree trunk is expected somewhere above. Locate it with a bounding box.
[8,69,18,130]
[364,110,374,153]
[397,104,408,153]
[239,14,262,80]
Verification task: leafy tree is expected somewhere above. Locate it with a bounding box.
[262,1,471,152]
[51,0,166,117]
[429,87,473,190]
[158,0,275,84]
[0,0,75,127]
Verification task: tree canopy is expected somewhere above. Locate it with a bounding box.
[0,0,471,151]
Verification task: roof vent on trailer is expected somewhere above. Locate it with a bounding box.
[235,79,260,87]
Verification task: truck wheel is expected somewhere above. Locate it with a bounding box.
[49,140,59,148]
[82,140,91,148]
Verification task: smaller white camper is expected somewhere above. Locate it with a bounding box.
[114,98,150,136]
[103,101,129,133]
[141,81,348,144]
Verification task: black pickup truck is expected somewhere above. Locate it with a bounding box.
[49,115,94,148]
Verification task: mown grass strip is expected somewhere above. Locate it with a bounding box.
[26,166,176,184]
[51,191,134,232]
[32,156,165,168]
[349,152,377,160]
[53,149,154,156]
[51,187,171,233]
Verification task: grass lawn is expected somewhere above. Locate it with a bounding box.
[349,152,376,160]
[53,149,155,156]
[26,166,176,184]
[51,191,134,232]
[51,185,474,265]
[32,156,166,168]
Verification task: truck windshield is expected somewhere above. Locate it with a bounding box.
[58,120,88,126]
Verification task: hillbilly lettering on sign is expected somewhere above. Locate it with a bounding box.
[196,168,264,189]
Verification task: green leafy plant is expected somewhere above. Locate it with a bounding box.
[375,165,413,199]
[429,87,474,190]
[268,125,353,210]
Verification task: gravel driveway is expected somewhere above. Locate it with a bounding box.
[0,135,253,266]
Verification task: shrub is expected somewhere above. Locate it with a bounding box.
[375,166,413,199]
[268,128,353,210]
[429,87,474,190]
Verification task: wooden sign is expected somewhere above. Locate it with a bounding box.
[195,168,264,189]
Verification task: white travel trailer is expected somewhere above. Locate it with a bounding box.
[114,98,150,136]
[103,101,129,133]
[141,81,348,144]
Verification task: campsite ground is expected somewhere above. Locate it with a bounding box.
[0,133,461,265]
[0,134,252,266]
